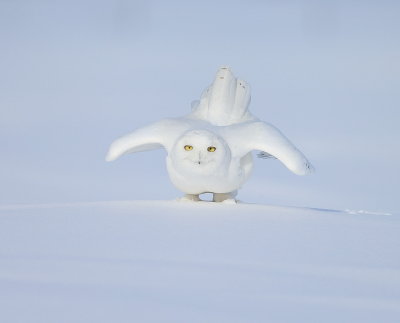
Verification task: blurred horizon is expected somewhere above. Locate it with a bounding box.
[1,0,399,213]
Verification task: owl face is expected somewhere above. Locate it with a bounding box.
[171,130,231,175]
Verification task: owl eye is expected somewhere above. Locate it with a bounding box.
[184,145,193,151]
[207,146,216,152]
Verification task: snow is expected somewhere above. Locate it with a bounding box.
[1,201,399,323]
[1,1,399,321]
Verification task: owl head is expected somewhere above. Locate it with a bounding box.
[170,130,231,176]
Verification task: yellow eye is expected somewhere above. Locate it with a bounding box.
[184,145,193,151]
[207,146,216,152]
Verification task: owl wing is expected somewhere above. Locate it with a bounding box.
[223,121,314,175]
[106,118,191,161]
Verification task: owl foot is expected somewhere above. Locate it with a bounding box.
[178,194,201,202]
[213,192,237,203]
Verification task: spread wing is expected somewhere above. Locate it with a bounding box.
[106,118,190,162]
[223,121,314,175]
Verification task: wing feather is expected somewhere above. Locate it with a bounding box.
[106,119,190,162]
[223,122,314,175]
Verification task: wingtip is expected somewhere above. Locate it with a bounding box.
[303,162,316,175]
[105,150,116,162]
[292,161,315,176]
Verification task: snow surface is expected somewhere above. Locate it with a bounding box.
[1,2,399,320]
[1,201,399,323]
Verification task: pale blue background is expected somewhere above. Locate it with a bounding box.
[1,0,399,213]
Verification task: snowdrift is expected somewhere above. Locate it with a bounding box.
[0,201,399,323]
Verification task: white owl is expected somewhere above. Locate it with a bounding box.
[106,67,314,202]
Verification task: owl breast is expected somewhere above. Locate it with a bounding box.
[165,130,253,194]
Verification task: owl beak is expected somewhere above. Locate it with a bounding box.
[197,152,204,165]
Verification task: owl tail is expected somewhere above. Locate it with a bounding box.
[190,67,255,126]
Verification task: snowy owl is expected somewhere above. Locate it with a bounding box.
[106,67,314,203]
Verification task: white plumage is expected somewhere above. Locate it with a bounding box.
[106,67,314,202]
